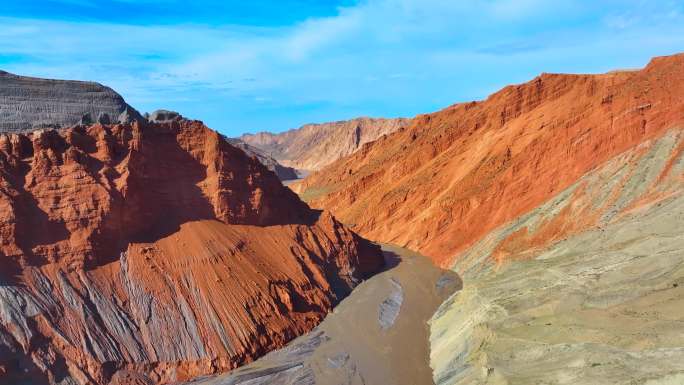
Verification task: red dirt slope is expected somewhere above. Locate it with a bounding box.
[296,53,684,267]
[0,120,383,384]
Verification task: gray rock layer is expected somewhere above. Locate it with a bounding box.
[430,129,684,385]
[147,109,183,123]
[0,70,142,133]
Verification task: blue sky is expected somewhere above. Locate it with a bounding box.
[2,1,684,136]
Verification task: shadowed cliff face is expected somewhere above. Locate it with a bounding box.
[297,53,684,267]
[0,120,384,385]
[227,139,299,181]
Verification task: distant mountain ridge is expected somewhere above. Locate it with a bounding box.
[239,117,411,172]
[228,138,299,180]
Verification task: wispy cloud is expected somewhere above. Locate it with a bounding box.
[1,0,684,134]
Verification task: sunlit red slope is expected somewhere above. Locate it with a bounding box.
[296,53,684,267]
[0,120,383,385]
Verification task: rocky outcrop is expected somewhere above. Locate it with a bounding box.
[297,53,684,267]
[0,71,142,133]
[146,109,183,123]
[228,139,299,181]
[0,120,384,385]
[239,117,410,172]
[140,110,297,181]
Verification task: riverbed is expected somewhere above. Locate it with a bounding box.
[182,244,461,385]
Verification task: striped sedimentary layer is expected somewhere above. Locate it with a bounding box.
[430,128,684,385]
[296,53,684,267]
[0,70,142,133]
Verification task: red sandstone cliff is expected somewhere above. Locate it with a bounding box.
[296,53,684,267]
[0,120,383,384]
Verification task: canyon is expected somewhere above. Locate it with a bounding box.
[1,51,683,385]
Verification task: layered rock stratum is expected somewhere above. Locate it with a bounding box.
[0,71,142,132]
[239,117,410,172]
[0,120,383,385]
[296,53,684,267]
[430,128,684,384]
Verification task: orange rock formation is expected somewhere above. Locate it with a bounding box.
[0,120,383,384]
[297,53,684,267]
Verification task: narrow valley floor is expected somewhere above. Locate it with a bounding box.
[180,245,461,385]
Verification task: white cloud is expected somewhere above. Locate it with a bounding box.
[2,0,684,134]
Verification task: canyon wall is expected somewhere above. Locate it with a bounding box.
[297,53,684,267]
[0,120,384,385]
[287,52,684,385]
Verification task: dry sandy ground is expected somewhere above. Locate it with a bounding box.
[181,245,461,385]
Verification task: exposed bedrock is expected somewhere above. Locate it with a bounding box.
[430,128,684,384]
[0,120,384,385]
[0,70,143,133]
